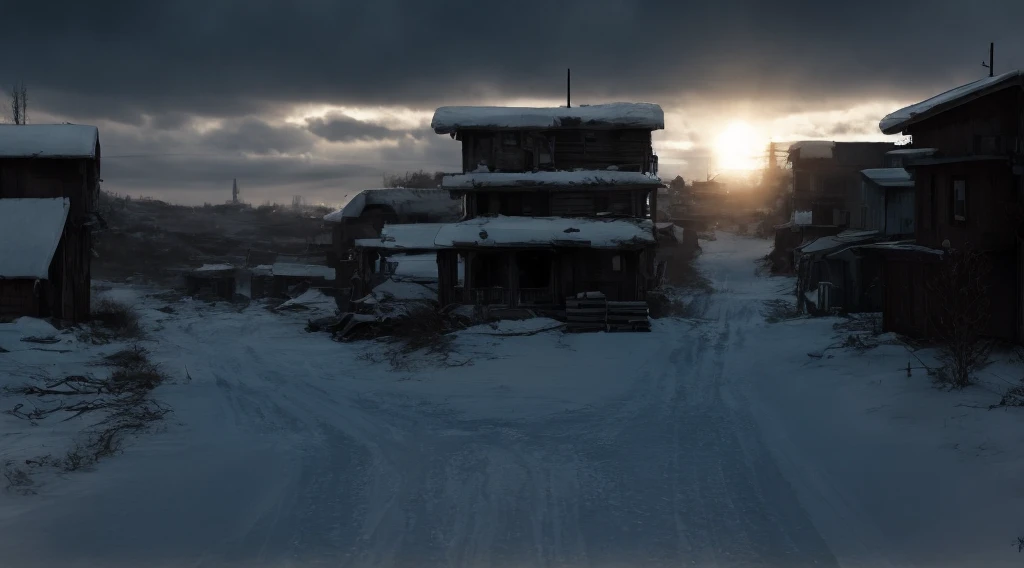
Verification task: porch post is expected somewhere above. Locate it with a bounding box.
[508,251,519,307]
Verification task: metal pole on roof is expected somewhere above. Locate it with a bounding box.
[567,68,571,108]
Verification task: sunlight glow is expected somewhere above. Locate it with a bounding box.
[714,121,764,171]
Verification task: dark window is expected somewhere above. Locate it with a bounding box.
[973,135,1002,155]
[952,178,967,222]
[502,132,518,147]
[611,255,622,272]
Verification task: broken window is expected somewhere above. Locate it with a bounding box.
[952,178,967,222]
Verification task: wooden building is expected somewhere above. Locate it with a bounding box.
[355,103,665,310]
[877,69,1024,342]
[323,188,462,281]
[788,141,895,227]
[0,125,101,322]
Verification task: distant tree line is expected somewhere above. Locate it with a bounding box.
[383,170,445,189]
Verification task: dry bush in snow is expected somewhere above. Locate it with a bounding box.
[927,245,993,389]
[4,345,170,482]
[90,298,143,339]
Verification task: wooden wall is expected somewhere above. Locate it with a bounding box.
[912,160,1016,251]
[460,129,654,173]
[465,188,652,219]
[0,279,41,319]
[906,88,1020,156]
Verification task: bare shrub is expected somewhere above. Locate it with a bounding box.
[648,289,705,319]
[91,298,142,338]
[927,246,993,389]
[762,299,802,323]
[6,345,170,477]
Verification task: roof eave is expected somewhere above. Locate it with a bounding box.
[881,75,1024,135]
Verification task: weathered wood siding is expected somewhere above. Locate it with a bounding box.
[884,187,916,237]
[912,160,1015,251]
[465,189,652,219]
[460,129,654,173]
[0,279,41,319]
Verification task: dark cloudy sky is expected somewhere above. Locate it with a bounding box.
[4,0,1023,205]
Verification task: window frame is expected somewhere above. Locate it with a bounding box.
[952,177,967,223]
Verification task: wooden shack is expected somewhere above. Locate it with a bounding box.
[0,124,100,322]
[878,69,1024,342]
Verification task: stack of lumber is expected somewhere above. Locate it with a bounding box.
[606,301,651,332]
[565,292,651,332]
[565,292,608,332]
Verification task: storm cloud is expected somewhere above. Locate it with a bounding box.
[306,114,420,143]
[4,0,1022,201]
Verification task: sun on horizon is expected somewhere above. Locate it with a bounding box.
[714,121,766,172]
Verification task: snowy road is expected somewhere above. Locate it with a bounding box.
[4,232,1024,567]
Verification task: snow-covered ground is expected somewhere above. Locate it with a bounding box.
[3,232,1024,567]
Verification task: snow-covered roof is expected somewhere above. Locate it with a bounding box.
[0,198,70,279]
[193,263,235,272]
[442,170,662,190]
[879,70,1024,134]
[357,216,655,250]
[788,141,835,160]
[270,263,336,281]
[0,124,99,159]
[886,147,938,156]
[797,230,879,256]
[431,103,665,134]
[861,168,914,188]
[323,188,462,223]
[848,242,944,256]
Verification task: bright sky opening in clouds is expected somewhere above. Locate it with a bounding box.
[714,121,765,172]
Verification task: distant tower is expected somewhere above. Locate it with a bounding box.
[231,178,240,204]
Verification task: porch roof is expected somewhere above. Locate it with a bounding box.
[0,197,70,279]
[860,168,913,188]
[355,215,655,251]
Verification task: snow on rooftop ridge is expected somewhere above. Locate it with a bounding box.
[323,188,462,222]
[193,263,235,272]
[270,263,336,281]
[0,198,70,279]
[431,103,665,134]
[886,147,938,156]
[442,170,662,189]
[788,141,835,160]
[861,168,914,188]
[0,124,99,158]
[359,216,655,250]
[879,70,1024,134]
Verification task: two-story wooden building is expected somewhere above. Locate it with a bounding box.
[354,103,664,309]
[877,70,1024,342]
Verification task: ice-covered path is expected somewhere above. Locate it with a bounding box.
[3,232,1024,567]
